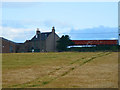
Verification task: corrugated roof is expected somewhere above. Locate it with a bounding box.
[72,40,118,45]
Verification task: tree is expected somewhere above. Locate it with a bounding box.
[56,35,74,51]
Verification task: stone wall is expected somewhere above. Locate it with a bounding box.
[2,38,16,53]
[46,32,60,52]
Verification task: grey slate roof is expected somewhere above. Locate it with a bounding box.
[41,32,52,40]
[30,32,52,41]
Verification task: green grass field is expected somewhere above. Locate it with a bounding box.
[2,52,118,88]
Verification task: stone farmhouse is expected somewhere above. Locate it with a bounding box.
[1,27,60,53]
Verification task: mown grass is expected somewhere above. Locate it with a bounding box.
[2,52,118,88]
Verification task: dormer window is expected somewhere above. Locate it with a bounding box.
[45,34,47,37]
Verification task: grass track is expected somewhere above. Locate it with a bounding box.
[2,52,118,88]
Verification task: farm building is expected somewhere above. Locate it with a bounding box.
[69,40,118,52]
[17,27,60,52]
[0,37,17,53]
[0,26,119,53]
[72,40,118,46]
[1,27,60,53]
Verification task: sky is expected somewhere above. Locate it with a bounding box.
[1,2,118,43]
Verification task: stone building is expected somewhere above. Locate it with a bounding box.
[17,26,60,52]
[1,26,60,53]
[0,37,17,53]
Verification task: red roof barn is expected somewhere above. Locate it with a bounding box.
[72,40,118,45]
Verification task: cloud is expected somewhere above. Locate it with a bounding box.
[2,19,72,33]
[1,25,118,43]
[1,19,118,43]
[0,26,35,42]
[69,26,118,40]
[1,24,69,42]
[110,38,118,40]
[0,26,72,43]
[3,19,118,40]
[42,20,72,35]
[2,20,27,28]
[0,23,72,43]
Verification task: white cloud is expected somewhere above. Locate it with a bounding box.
[0,26,66,42]
[0,26,35,42]
[110,38,118,40]
[0,25,118,43]
[0,25,72,42]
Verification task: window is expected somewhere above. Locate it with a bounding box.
[10,46,13,52]
[45,34,47,38]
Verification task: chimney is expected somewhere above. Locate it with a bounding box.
[52,26,55,33]
[36,28,40,35]
[36,28,41,39]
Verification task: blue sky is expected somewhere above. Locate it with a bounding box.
[1,2,118,42]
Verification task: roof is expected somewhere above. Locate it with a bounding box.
[30,32,52,41]
[1,37,16,44]
[72,40,118,45]
[41,32,52,40]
